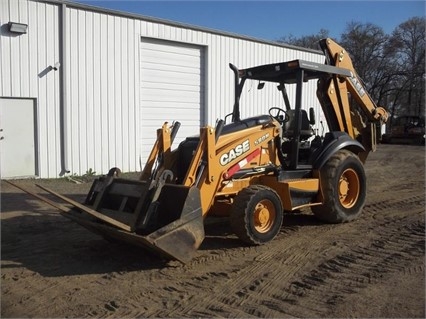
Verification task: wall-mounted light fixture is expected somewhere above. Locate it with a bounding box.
[8,22,28,34]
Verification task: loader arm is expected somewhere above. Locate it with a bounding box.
[181,119,282,217]
[318,38,388,159]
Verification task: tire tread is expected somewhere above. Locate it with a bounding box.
[312,149,366,223]
[230,185,282,245]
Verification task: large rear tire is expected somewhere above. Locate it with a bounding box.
[312,149,366,223]
[230,185,283,245]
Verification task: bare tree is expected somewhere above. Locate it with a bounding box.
[277,29,329,50]
[339,21,392,105]
[276,17,425,128]
[387,17,425,118]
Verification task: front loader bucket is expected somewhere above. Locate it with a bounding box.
[8,179,205,264]
[66,185,204,263]
[65,207,204,263]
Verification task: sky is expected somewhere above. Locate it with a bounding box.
[71,0,425,41]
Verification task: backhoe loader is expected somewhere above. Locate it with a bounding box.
[9,38,388,263]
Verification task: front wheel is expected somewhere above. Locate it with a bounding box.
[312,149,366,223]
[230,185,283,245]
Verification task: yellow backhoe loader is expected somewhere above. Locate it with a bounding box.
[9,39,388,263]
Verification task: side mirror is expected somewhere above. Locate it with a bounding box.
[257,82,265,90]
[309,107,316,125]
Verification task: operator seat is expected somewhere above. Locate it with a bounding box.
[283,109,313,140]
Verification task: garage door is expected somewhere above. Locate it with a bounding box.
[140,38,205,162]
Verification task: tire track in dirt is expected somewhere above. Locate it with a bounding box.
[259,218,422,317]
[201,215,424,318]
[0,148,420,318]
[115,222,341,318]
[365,193,424,213]
[270,218,424,317]
[29,191,424,319]
[2,157,423,319]
[132,194,425,318]
[179,223,352,317]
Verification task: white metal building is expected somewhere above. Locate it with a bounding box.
[0,0,325,179]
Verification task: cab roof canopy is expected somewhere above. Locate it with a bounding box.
[239,59,353,84]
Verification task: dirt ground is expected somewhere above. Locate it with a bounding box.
[1,144,425,318]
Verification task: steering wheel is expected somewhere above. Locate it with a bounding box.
[269,107,289,124]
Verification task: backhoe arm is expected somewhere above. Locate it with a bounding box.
[319,38,388,124]
[318,38,389,160]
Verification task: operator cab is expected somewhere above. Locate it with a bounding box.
[229,59,352,170]
[229,60,352,170]
[269,105,319,167]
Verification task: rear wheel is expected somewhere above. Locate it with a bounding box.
[230,185,283,245]
[312,149,366,223]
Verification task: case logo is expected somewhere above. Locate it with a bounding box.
[349,75,366,97]
[220,140,250,166]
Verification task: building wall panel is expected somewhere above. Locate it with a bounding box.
[1,0,61,178]
[1,0,325,178]
[65,8,141,176]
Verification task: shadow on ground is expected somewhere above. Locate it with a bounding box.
[1,190,326,276]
